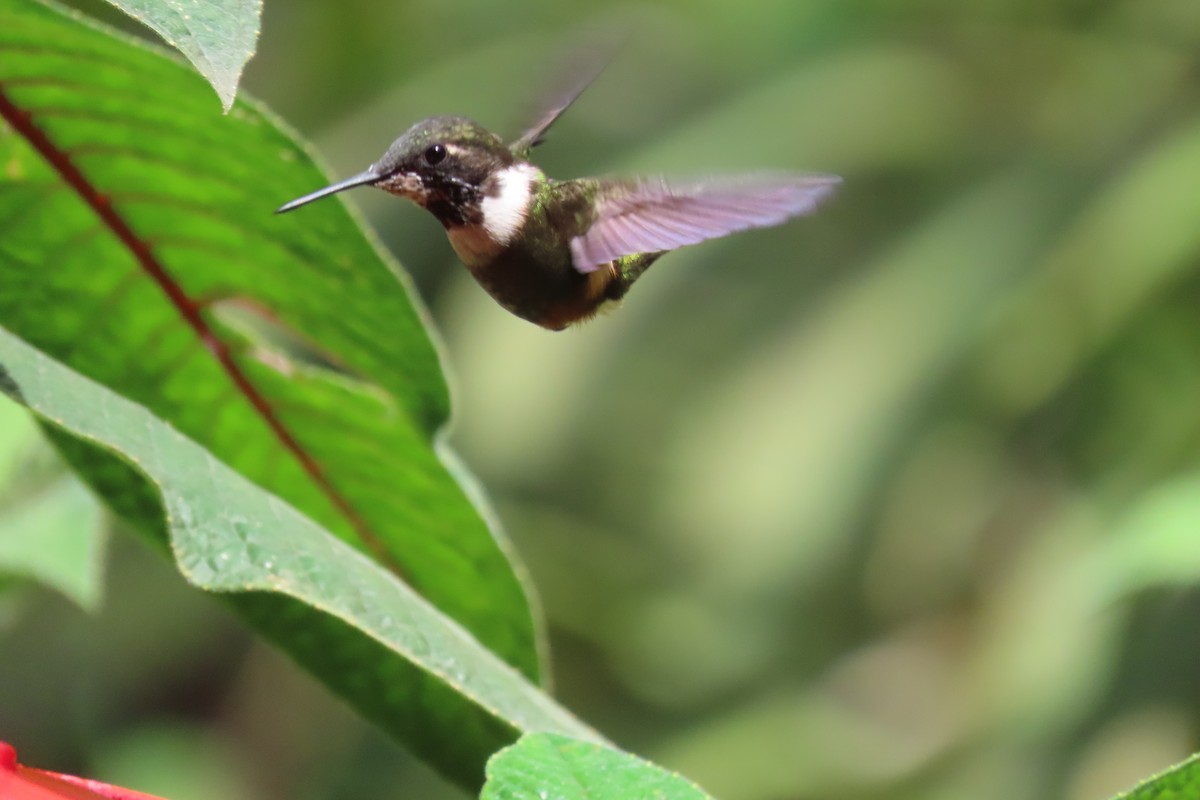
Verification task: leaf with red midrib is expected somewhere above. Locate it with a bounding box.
[0,0,540,691]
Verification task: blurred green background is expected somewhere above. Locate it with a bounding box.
[5,0,1200,798]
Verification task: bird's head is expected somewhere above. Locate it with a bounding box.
[276,115,518,227]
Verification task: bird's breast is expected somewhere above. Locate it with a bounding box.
[446,223,503,267]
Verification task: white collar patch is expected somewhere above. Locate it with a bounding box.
[480,163,541,245]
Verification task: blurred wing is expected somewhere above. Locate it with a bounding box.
[510,45,616,157]
[570,174,842,273]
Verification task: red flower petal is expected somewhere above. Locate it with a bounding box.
[0,743,169,800]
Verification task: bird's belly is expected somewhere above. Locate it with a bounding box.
[463,245,618,330]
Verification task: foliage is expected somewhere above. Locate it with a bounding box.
[0,0,571,788]
[0,323,598,784]
[4,0,1200,798]
[0,0,540,675]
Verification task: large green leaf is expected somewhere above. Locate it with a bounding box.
[100,0,260,111]
[482,733,713,800]
[0,323,600,786]
[0,0,542,683]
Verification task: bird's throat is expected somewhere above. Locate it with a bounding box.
[446,162,542,267]
[447,223,503,267]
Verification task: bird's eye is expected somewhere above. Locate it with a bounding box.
[424,144,447,165]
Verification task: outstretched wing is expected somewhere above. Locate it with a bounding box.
[570,174,841,273]
[510,45,615,157]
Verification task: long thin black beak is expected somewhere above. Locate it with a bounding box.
[275,169,381,214]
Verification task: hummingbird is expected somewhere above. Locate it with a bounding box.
[276,65,840,331]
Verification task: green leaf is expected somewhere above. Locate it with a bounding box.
[1111,754,1200,799]
[0,0,542,685]
[0,323,601,786]
[0,396,105,610]
[100,0,261,111]
[482,733,713,800]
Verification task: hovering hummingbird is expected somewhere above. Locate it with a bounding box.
[277,64,840,331]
